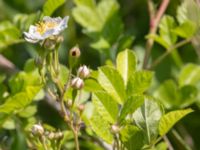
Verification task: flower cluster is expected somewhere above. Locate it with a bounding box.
[71,65,90,90]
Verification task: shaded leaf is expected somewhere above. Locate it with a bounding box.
[127,71,153,96]
[133,97,162,144]
[120,125,144,150]
[179,63,200,86]
[43,0,65,16]
[119,95,144,122]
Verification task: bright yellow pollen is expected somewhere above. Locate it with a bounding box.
[36,21,58,35]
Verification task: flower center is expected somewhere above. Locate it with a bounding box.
[36,21,58,35]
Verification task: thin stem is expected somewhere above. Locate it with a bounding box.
[73,128,80,150]
[149,38,192,69]
[143,0,170,69]
[163,135,174,150]
[41,136,48,150]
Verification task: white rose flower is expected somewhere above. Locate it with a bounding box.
[24,16,69,43]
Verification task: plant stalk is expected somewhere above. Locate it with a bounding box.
[143,0,170,69]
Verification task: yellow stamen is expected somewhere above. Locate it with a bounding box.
[36,21,58,35]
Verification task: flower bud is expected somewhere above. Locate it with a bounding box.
[56,35,64,43]
[71,77,84,89]
[32,124,44,136]
[48,132,55,140]
[110,124,120,134]
[69,46,81,58]
[77,65,90,79]
[43,39,56,50]
[67,99,73,107]
[78,104,85,112]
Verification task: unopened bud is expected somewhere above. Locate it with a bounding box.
[48,132,55,140]
[32,124,44,136]
[71,77,84,89]
[78,104,85,112]
[78,65,90,79]
[54,131,63,139]
[56,35,64,43]
[67,99,73,107]
[43,39,56,50]
[111,125,120,134]
[34,57,43,68]
[69,46,81,58]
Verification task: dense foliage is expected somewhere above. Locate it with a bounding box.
[0,0,200,150]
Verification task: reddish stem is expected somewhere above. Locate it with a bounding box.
[143,0,170,69]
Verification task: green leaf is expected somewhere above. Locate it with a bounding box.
[117,35,135,53]
[98,66,126,104]
[43,0,65,16]
[158,15,177,48]
[9,71,41,94]
[154,80,178,109]
[0,21,22,50]
[0,85,42,114]
[120,125,144,150]
[159,109,193,136]
[73,0,123,51]
[119,95,144,122]
[133,97,163,144]
[2,118,15,130]
[177,85,198,108]
[89,109,113,144]
[172,21,197,38]
[116,49,136,86]
[179,63,200,86]
[18,105,37,118]
[127,71,153,96]
[84,79,103,92]
[154,79,198,109]
[92,91,118,123]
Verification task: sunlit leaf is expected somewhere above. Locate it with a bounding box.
[159,109,193,136]
[98,66,126,104]
[116,49,136,86]
[93,91,118,123]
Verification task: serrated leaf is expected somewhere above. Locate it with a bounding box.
[133,97,162,144]
[98,66,126,104]
[127,71,153,96]
[116,49,136,86]
[120,125,144,150]
[159,109,193,136]
[119,95,144,122]
[89,109,113,144]
[93,91,118,123]
[43,0,65,16]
